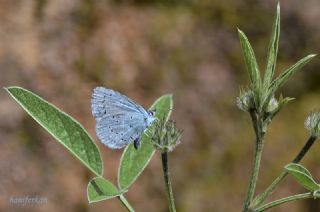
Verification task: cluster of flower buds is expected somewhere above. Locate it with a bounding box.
[236,88,295,127]
[150,117,182,152]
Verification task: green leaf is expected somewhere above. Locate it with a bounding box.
[6,86,103,176]
[87,177,123,203]
[238,28,261,104]
[263,54,316,111]
[278,95,294,109]
[270,54,316,94]
[118,94,173,190]
[263,2,280,92]
[285,163,320,191]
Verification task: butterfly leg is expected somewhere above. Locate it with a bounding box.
[134,136,141,150]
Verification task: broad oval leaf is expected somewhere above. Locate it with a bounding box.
[87,177,123,203]
[118,94,173,190]
[6,86,103,176]
[285,163,320,191]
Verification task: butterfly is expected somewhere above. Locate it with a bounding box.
[91,87,156,149]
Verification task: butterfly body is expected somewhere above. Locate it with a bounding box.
[91,87,156,149]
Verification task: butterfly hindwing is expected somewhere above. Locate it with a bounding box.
[95,112,146,148]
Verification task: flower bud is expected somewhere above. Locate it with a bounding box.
[236,89,254,112]
[305,111,320,138]
[150,118,182,152]
[266,97,279,113]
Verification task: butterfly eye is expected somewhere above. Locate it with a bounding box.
[148,110,156,116]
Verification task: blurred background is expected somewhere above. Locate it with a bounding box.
[0,0,320,211]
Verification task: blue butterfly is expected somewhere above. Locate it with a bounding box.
[91,87,156,149]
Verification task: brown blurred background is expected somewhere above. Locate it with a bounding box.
[1,0,320,211]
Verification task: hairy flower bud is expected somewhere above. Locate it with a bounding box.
[236,89,254,112]
[266,97,279,113]
[305,111,320,138]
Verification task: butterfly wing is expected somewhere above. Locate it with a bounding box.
[92,87,147,119]
[95,112,147,149]
[91,87,149,149]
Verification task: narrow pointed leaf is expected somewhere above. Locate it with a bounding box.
[278,96,294,108]
[238,29,261,93]
[285,163,320,191]
[263,2,280,91]
[87,177,123,203]
[270,54,316,94]
[263,54,316,111]
[6,86,103,176]
[118,94,173,190]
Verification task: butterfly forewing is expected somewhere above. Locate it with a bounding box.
[92,87,146,117]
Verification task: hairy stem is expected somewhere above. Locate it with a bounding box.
[251,136,317,209]
[161,152,176,212]
[255,193,313,212]
[242,111,265,212]
[118,195,135,212]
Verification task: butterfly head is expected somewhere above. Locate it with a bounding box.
[148,109,156,117]
[146,109,157,126]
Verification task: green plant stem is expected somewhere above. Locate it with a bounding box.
[161,152,176,212]
[243,111,265,212]
[118,195,135,212]
[91,178,134,211]
[292,136,317,163]
[251,136,317,209]
[255,193,313,212]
